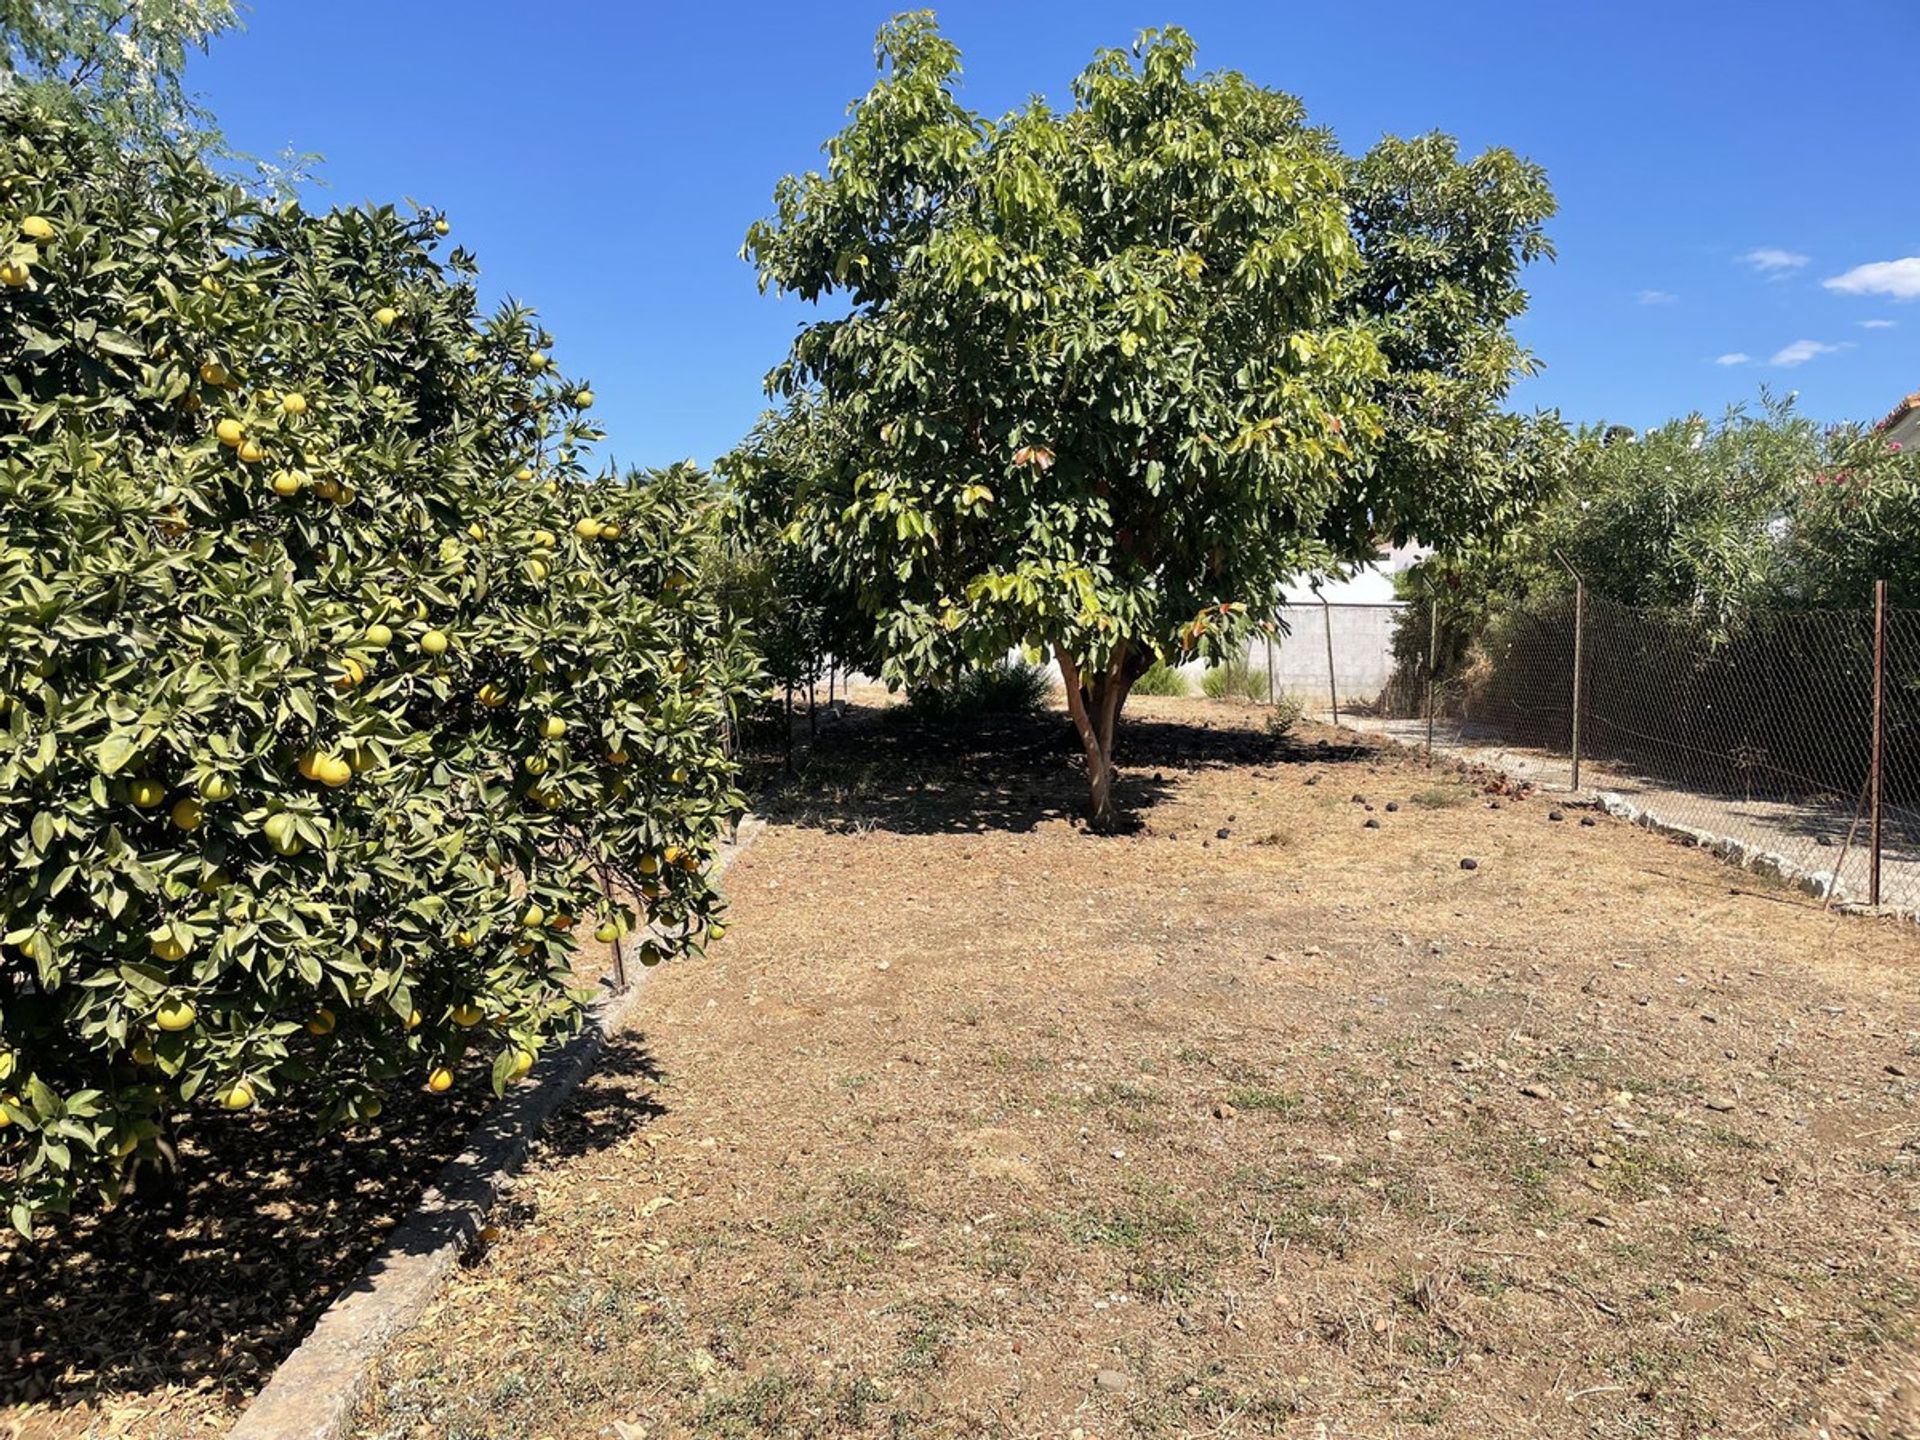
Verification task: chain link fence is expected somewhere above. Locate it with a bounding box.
[1257,589,1920,914]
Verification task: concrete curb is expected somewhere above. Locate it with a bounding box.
[228,815,768,1440]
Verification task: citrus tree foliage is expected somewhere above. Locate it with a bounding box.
[0,100,748,1233]
[737,15,1559,825]
[0,0,240,147]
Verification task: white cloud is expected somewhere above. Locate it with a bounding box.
[1859,318,1897,329]
[1714,353,1751,366]
[1769,338,1848,367]
[1823,257,1920,301]
[1742,247,1811,274]
[1636,289,1678,305]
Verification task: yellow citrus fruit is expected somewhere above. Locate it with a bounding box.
[406,1009,423,1030]
[199,274,222,295]
[316,755,352,787]
[199,774,234,802]
[221,1081,256,1111]
[506,1049,535,1081]
[528,558,548,583]
[639,942,664,968]
[477,682,508,708]
[574,518,602,540]
[454,930,476,948]
[131,1039,155,1065]
[514,467,534,483]
[20,215,53,242]
[149,932,189,962]
[541,716,566,740]
[594,921,619,943]
[598,522,621,540]
[270,468,305,497]
[574,389,594,407]
[523,755,548,776]
[263,812,302,855]
[155,999,196,1032]
[333,483,356,507]
[374,306,399,327]
[527,351,549,372]
[420,630,449,656]
[307,1008,336,1036]
[335,657,367,689]
[215,418,245,447]
[349,746,376,774]
[129,778,166,809]
[607,749,629,766]
[364,622,393,648]
[313,476,341,501]
[531,529,556,549]
[452,1003,483,1027]
[521,903,545,929]
[434,218,451,236]
[281,391,308,416]
[637,854,659,875]
[670,767,689,785]
[237,439,265,464]
[427,1066,454,1092]
[708,922,728,940]
[0,259,29,287]
[169,797,204,831]
[199,360,230,386]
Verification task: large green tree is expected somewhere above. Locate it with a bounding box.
[736,15,1560,826]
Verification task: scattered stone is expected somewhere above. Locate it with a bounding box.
[1587,1214,1615,1229]
[1351,793,1367,804]
[1385,801,1399,812]
[875,959,891,971]
[1094,1369,1129,1394]
[1386,1128,1405,1143]
[1213,1102,1237,1120]
[1703,1096,1737,1113]
[1488,800,1501,810]
[1459,858,1479,871]
[1364,818,1381,829]
[1304,774,1319,785]
[1549,810,1564,822]
[1887,1063,1910,1077]
[1216,827,1231,840]
[1519,1083,1554,1101]
[1580,816,1597,827]
[1816,834,1833,847]
[1363,803,1375,812]
[1110,1148,1126,1160]
[1588,1151,1611,1168]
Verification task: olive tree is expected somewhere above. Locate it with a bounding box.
[738,15,1559,827]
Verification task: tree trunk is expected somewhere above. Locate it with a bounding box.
[1057,642,1140,832]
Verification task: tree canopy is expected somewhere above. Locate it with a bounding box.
[733,14,1562,824]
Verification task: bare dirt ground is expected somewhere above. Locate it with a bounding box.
[347,695,1920,1439]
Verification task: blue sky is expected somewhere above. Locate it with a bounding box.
[192,1,1919,471]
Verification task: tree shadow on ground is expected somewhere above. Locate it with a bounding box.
[762,702,1375,836]
[0,1034,666,1414]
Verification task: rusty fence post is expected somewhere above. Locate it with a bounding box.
[1426,597,1438,765]
[1570,580,1586,793]
[1266,622,1277,710]
[1871,579,1887,907]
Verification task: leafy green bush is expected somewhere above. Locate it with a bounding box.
[1200,655,1271,703]
[0,100,750,1234]
[1130,662,1189,698]
[904,660,1057,722]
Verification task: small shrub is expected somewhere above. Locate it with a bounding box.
[1201,655,1271,703]
[1130,661,1189,697]
[905,660,1056,722]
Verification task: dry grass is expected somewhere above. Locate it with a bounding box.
[340,696,1920,1440]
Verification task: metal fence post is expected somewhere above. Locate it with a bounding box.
[1321,597,1339,726]
[1426,598,1438,765]
[1570,580,1586,793]
[1871,579,1887,907]
[1265,623,1277,709]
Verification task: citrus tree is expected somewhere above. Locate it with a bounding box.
[737,16,1560,827]
[0,98,749,1234]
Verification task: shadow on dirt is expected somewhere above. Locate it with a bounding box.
[761,701,1375,836]
[0,1035,666,1414]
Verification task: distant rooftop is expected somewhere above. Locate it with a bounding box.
[1877,390,1920,450]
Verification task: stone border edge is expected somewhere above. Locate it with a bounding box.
[227,815,768,1440]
